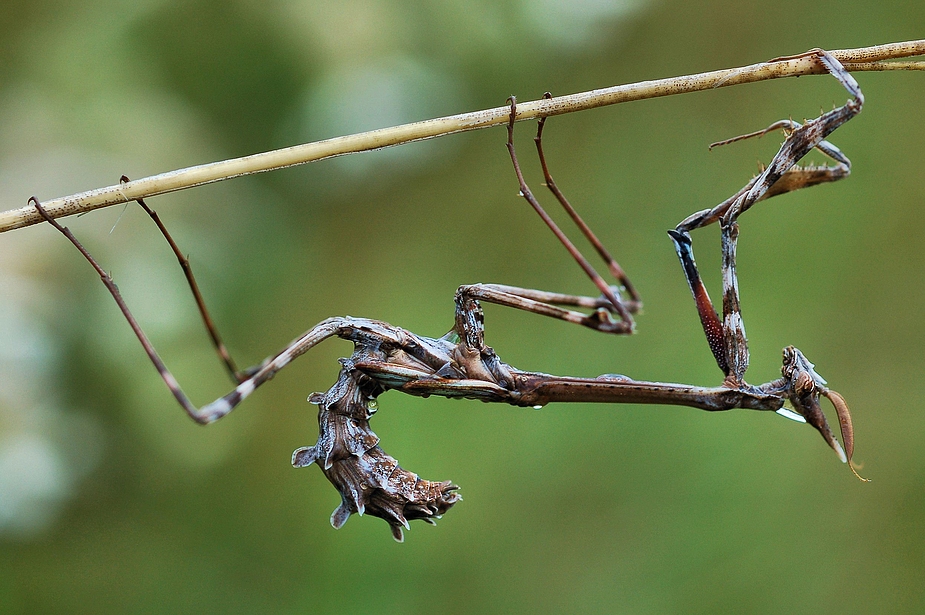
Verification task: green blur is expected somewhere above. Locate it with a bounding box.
[0,1,923,613]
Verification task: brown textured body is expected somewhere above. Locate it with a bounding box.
[291,355,460,542]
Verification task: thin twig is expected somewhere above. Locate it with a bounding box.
[2,41,923,233]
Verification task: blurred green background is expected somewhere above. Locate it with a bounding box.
[1,1,923,613]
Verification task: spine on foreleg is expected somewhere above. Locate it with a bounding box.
[290,361,460,542]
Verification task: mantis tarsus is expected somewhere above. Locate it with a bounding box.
[31,49,865,542]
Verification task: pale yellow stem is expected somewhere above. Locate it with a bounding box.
[2,41,923,233]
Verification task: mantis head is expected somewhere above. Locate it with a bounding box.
[778,346,868,481]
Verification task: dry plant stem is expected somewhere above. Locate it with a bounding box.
[2,41,924,232]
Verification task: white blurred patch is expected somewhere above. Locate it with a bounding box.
[0,279,54,406]
[291,55,467,176]
[520,0,650,50]
[104,250,202,343]
[0,434,69,537]
[0,268,106,539]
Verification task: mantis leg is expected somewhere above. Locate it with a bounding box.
[532,92,641,308]
[31,194,436,424]
[118,177,249,383]
[506,96,637,332]
[670,49,863,378]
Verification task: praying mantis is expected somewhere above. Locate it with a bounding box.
[30,49,866,542]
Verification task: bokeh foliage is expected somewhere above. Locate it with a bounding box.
[0,1,923,613]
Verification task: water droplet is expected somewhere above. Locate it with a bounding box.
[532,404,544,410]
[367,399,379,411]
